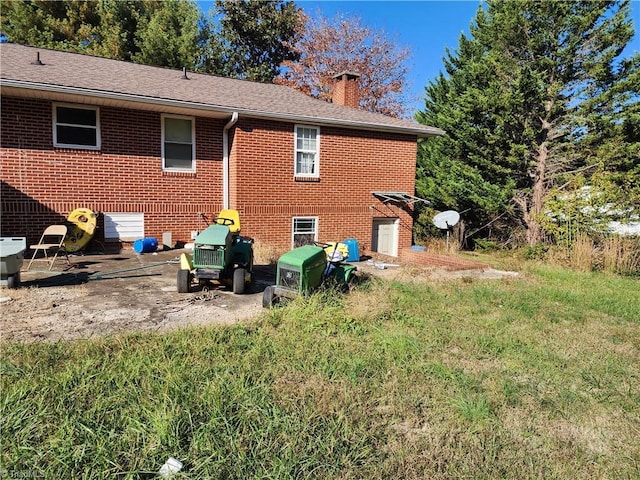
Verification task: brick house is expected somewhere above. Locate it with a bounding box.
[1,43,442,257]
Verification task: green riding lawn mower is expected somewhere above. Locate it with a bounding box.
[262,241,357,308]
[177,209,253,294]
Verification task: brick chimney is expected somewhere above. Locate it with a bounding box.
[332,71,360,109]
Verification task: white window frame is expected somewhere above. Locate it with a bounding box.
[162,114,196,172]
[294,125,320,178]
[53,103,101,150]
[292,216,318,247]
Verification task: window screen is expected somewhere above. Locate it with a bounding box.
[54,105,100,149]
[295,126,319,176]
[292,217,318,247]
[163,115,194,171]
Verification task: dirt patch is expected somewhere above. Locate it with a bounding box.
[356,259,519,283]
[0,248,272,343]
[0,249,518,343]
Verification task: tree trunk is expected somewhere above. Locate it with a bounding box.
[516,118,550,247]
[526,139,548,246]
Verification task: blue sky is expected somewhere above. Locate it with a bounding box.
[200,0,482,113]
[199,0,639,115]
[297,0,640,114]
[298,1,482,113]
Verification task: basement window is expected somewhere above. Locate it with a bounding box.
[294,125,320,178]
[292,217,318,247]
[162,114,195,172]
[53,103,100,150]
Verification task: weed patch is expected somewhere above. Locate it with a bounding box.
[2,262,639,479]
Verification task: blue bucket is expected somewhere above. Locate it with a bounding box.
[133,237,158,254]
[343,238,360,262]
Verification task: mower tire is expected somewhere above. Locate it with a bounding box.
[177,269,192,293]
[233,267,246,294]
[262,285,277,308]
[6,272,20,289]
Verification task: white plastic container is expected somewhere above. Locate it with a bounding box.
[159,457,183,478]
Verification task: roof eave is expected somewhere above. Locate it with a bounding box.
[247,111,444,137]
[0,79,445,138]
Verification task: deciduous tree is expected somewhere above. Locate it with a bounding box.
[276,13,411,117]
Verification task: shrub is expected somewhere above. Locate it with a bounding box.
[473,239,502,252]
[523,242,549,260]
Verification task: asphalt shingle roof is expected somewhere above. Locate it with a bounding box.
[0,43,443,137]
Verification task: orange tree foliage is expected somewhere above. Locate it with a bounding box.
[275,13,411,118]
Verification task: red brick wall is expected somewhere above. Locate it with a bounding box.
[1,96,225,245]
[1,96,418,255]
[229,117,417,253]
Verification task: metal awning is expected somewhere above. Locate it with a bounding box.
[372,191,431,205]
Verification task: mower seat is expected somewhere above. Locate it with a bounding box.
[216,209,241,234]
[324,242,349,262]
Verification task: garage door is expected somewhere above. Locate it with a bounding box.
[372,218,398,257]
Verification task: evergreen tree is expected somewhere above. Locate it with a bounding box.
[417,0,639,246]
[132,0,202,69]
[0,0,203,68]
[0,0,102,52]
[0,0,302,80]
[206,0,303,82]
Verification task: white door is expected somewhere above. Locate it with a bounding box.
[372,218,398,257]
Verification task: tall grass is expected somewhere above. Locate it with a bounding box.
[424,237,460,254]
[601,235,640,274]
[2,263,639,479]
[570,234,594,272]
[251,239,284,265]
[545,234,640,276]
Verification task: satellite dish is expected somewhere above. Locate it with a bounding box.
[433,210,461,250]
[433,210,460,230]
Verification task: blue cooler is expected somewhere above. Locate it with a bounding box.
[343,238,360,262]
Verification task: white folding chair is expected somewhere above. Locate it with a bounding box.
[26,225,71,271]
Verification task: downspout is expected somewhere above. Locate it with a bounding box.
[223,112,239,210]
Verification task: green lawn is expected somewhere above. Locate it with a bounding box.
[1,261,639,479]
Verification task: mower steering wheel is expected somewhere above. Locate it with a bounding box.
[313,241,332,249]
[216,217,235,226]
